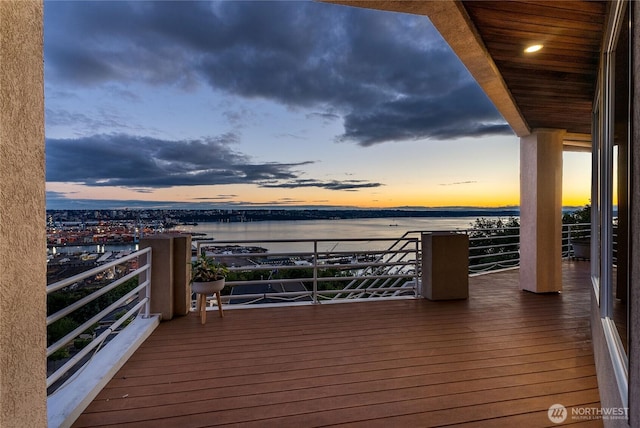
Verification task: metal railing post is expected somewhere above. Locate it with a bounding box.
[414,238,420,298]
[142,248,152,318]
[312,240,319,304]
[46,247,156,393]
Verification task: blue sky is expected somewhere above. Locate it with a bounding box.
[44,1,590,210]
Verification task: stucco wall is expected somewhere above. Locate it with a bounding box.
[0,2,47,427]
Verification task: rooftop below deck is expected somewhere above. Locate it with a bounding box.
[73,261,601,427]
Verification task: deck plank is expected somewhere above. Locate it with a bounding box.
[73,261,602,427]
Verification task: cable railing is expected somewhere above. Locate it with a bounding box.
[390,222,591,275]
[195,237,420,307]
[562,222,592,257]
[190,223,593,309]
[46,247,152,395]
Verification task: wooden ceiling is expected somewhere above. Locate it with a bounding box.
[461,1,607,136]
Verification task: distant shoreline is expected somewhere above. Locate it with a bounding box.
[47,208,522,225]
[168,209,521,223]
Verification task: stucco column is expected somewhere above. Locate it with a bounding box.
[0,2,47,427]
[140,236,175,320]
[172,234,192,316]
[519,129,564,293]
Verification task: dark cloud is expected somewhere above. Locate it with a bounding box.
[45,1,510,145]
[46,133,381,191]
[45,44,123,85]
[193,194,238,200]
[259,179,383,191]
[306,112,340,123]
[339,83,514,146]
[46,133,300,188]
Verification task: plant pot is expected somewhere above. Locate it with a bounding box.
[192,278,225,324]
[191,278,225,294]
[571,239,590,260]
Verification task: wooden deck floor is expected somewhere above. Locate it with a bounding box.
[73,261,602,427]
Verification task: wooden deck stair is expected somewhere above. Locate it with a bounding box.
[73,261,602,427]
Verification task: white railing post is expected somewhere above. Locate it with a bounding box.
[46,247,159,396]
[144,248,152,318]
[312,240,319,304]
[414,238,420,298]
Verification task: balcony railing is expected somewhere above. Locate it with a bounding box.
[46,248,154,398]
[461,221,590,273]
[47,247,162,427]
[195,237,421,306]
[191,222,591,309]
[563,222,592,256]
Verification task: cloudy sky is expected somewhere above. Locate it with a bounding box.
[44,0,591,210]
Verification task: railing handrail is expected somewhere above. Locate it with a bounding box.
[189,223,592,305]
[198,237,417,245]
[47,264,148,326]
[395,222,590,274]
[46,283,149,387]
[194,236,420,305]
[46,247,152,395]
[47,247,151,294]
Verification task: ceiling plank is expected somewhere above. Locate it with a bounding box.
[462,0,606,136]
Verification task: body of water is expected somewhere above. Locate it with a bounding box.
[48,216,508,255]
[174,216,489,253]
[175,216,481,240]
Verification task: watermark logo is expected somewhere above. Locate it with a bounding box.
[548,404,568,423]
[548,403,628,423]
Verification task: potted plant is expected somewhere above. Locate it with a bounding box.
[191,254,229,323]
[571,238,590,260]
[564,204,591,260]
[191,254,228,284]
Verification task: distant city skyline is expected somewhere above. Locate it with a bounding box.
[44,1,591,210]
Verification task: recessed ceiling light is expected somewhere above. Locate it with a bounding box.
[524,44,543,53]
